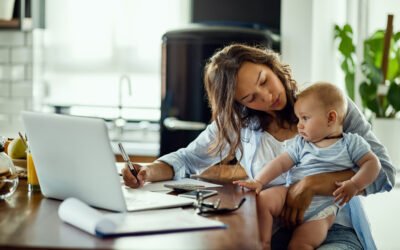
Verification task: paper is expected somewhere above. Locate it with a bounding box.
[141,178,223,192]
[59,198,226,237]
[122,187,194,211]
[116,162,222,193]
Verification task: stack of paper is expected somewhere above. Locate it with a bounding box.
[58,198,226,238]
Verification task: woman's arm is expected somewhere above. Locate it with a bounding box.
[344,98,396,194]
[281,170,355,227]
[157,121,230,179]
[123,122,228,188]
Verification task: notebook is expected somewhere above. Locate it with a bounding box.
[22,111,194,212]
[58,197,226,237]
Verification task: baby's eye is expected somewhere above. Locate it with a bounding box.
[302,116,308,121]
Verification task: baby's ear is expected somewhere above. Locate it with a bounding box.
[327,110,337,125]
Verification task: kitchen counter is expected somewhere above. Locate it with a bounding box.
[108,122,160,157]
[110,141,159,157]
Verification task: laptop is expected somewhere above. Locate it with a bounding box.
[22,111,194,212]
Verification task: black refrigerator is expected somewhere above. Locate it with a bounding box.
[160,25,277,156]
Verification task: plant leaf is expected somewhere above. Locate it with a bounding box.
[334,25,341,39]
[345,73,355,100]
[359,81,377,102]
[381,95,389,117]
[394,31,400,42]
[361,61,383,85]
[334,24,356,101]
[387,55,399,80]
[388,81,400,112]
[343,24,353,34]
[364,31,384,69]
[339,36,355,57]
[367,99,382,117]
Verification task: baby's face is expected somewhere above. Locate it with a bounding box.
[294,97,329,143]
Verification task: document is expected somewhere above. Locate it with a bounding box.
[58,198,226,238]
[140,178,223,192]
[116,161,222,193]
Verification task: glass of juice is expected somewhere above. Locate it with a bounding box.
[27,151,40,192]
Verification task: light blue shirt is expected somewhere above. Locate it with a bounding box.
[285,133,370,220]
[158,99,396,250]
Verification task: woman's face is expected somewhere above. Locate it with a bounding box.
[235,62,287,115]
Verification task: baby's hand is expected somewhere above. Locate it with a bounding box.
[232,179,263,194]
[333,180,360,206]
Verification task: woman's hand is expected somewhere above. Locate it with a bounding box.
[281,178,314,227]
[281,170,355,227]
[122,163,148,188]
[122,161,175,188]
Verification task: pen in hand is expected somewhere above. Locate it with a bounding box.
[118,142,140,183]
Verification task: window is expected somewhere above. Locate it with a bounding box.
[42,0,190,122]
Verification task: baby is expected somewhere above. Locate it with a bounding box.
[234,82,381,250]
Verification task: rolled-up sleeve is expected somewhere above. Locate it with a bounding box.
[158,122,229,180]
[344,99,396,195]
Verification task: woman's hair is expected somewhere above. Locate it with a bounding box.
[204,44,298,158]
[297,82,348,124]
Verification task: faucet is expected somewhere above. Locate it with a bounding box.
[114,75,132,136]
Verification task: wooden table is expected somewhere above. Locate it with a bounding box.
[0,179,261,250]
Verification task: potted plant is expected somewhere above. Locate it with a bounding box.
[334,15,400,168]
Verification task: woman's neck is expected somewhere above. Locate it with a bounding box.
[265,121,297,142]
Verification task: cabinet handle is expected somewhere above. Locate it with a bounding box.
[163,117,206,131]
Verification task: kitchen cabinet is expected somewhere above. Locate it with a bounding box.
[0,0,45,30]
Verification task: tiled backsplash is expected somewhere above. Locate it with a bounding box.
[0,30,42,137]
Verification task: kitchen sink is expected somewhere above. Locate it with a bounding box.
[107,121,160,156]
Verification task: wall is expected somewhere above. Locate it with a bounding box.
[368,0,400,32]
[282,0,400,101]
[0,30,43,137]
[281,0,347,89]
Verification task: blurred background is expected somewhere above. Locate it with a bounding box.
[0,0,399,158]
[0,0,399,248]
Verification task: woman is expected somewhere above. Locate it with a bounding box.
[122,44,395,249]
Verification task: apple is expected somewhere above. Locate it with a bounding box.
[7,138,27,159]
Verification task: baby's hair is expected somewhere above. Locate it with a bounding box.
[297,82,348,123]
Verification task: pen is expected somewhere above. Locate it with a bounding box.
[118,142,140,182]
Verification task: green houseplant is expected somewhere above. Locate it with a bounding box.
[335,16,400,169]
[334,21,400,118]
